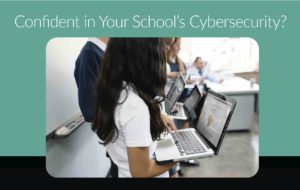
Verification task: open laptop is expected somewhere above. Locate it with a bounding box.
[183,74,190,82]
[155,89,237,163]
[160,72,186,115]
[168,85,202,120]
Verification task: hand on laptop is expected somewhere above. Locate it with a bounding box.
[161,113,179,137]
[171,105,178,112]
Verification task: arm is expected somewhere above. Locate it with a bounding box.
[167,72,179,78]
[128,147,177,178]
[122,105,179,177]
[206,72,222,83]
[74,48,102,122]
[160,112,179,136]
[185,67,196,84]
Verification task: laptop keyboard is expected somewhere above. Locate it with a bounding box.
[171,131,207,156]
[169,105,184,117]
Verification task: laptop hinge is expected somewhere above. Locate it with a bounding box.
[184,106,188,116]
[194,130,211,150]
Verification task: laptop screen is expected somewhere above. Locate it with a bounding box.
[196,93,233,148]
[184,86,201,116]
[165,73,185,114]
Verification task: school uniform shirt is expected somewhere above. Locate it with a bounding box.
[166,63,171,74]
[165,63,173,94]
[74,38,106,122]
[169,56,186,72]
[106,83,169,178]
[186,66,222,92]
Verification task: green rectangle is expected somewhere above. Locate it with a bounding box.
[0,1,299,156]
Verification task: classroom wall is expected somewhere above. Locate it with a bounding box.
[46,122,110,177]
[46,37,87,136]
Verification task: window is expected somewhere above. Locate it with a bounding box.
[179,38,259,73]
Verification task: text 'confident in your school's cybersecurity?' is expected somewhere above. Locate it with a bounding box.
[15,15,287,30]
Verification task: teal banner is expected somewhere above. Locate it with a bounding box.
[0,1,299,156]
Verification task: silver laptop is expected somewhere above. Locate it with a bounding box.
[155,89,237,163]
[160,72,186,115]
[183,74,190,82]
[168,85,202,120]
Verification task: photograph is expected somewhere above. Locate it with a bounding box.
[46,37,259,178]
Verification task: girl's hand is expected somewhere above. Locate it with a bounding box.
[160,113,179,137]
[172,105,178,112]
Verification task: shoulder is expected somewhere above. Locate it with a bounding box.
[117,88,149,123]
[116,88,153,147]
[76,42,104,68]
[121,89,149,113]
[80,42,104,58]
[189,66,197,72]
[190,66,198,71]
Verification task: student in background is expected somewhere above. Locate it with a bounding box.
[74,37,119,178]
[92,38,179,178]
[167,37,186,75]
[187,57,223,94]
[165,38,179,80]
[164,38,179,100]
[167,37,199,167]
[167,37,194,102]
[165,37,179,178]
[75,38,109,122]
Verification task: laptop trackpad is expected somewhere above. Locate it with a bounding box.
[155,133,181,162]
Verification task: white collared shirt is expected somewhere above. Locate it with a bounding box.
[105,83,169,178]
[172,56,176,63]
[88,37,107,51]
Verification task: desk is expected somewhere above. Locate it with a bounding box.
[187,77,259,131]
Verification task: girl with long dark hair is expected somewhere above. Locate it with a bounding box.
[92,38,178,177]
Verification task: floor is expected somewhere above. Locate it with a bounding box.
[179,112,259,178]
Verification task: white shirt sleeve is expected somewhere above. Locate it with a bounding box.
[120,105,153,147]
[166,63,171,74]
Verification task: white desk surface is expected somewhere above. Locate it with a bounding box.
[186,77,259,95]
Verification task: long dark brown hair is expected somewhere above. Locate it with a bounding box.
[92,38,167,145]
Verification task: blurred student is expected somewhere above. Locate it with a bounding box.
[167,37,194,102]
[167,37,185,75]
[75,38,109,122]
[167,37,192,128]
[167,37,199,167]
[165,38,179,80]
[164,38,180,99]
[74,37,119,178]
[187,57,223,94]
[165,37,179,178]
[92,38,179,178]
